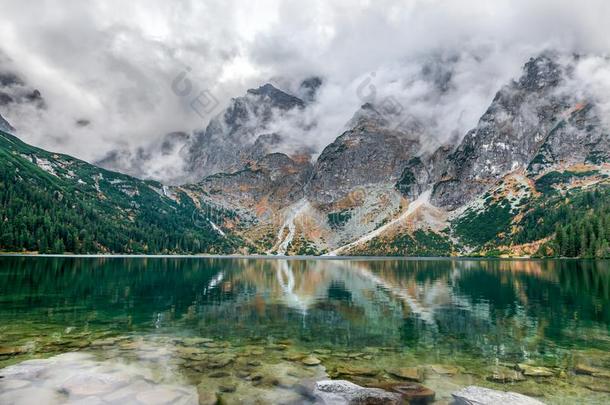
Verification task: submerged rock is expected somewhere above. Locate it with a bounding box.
[392,383,435,404]
[574,363,610,378]
[0,346,26,356]
[486,367,526,383]
[302,356,322,366]
[196,389,219,405]
[283,352,307,361]
[387,367,424,382]
[218,383,237,393]
[585,382,610,393]
[335,365,379,377]
[517,364,554,378]
[313,379,402,404]
[452,386,546,405]
[208,353,235,368]
[575,364,598,375]
[427,364,460,376]
[208,371,230,378]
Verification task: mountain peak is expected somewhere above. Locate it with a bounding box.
[517,53,563,91]
[247,83,305,110]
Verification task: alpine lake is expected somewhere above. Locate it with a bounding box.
[0,257,608,404]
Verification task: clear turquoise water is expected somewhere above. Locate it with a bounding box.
[0,257,609,403]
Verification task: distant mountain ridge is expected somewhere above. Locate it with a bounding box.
[1,53,610,257]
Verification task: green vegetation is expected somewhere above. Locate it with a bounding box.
[395,160,418,196]
[355,229,454,256]
[287,236,325,256]
[0,130,240,254]
[534,170,599,194]
[327,210,352,229]
[586,150,610,165]
[540,189,610,258]
[449,183,610,258]
[452,199,514,247]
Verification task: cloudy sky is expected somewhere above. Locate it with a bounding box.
[1,0,609,168]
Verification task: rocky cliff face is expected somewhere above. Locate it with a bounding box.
[428,54,610,211]
[430,54,575,210]
[187,83,309,181]
[527,102,610,174]
[306,104,422,209]
[186,53,610,255]
[189,152,313,213]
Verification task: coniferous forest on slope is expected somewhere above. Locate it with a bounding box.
[0,130,240,254]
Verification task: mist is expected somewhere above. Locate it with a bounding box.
[1,0,610,182]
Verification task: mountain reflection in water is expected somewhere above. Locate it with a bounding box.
[1,257,607,359]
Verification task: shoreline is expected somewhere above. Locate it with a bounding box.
[0,253,603,261]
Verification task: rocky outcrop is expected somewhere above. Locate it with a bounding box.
[0,65,46,134]
[451,386,545,405]
[395,145,451,200]
[528,102,610,173]
[431,54,575,210]
[191,152,313,213]
[298,76,323,103]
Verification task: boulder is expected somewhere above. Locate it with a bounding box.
[452,386,546,405]
[0,346,26,356]
[314,379,402,404]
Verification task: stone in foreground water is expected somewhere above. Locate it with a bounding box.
[314,379,402,404]
[452,386,546,405]
[0,353,198,405]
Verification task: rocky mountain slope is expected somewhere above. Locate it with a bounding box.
[430,55,608,210]
[2,53,609,256]
[180,53,609,256]
[186,82,314,182]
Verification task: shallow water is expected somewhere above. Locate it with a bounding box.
[0,257,609,404]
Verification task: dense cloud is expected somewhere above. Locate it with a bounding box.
[1,0,609,181]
